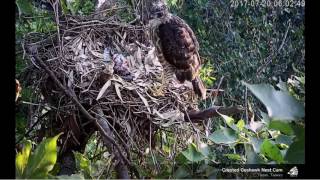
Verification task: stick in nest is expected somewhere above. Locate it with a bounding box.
[28,49,140,178]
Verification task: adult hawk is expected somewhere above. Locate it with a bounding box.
[148,0,206,99]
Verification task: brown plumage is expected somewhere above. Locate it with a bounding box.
[148,1,206,99]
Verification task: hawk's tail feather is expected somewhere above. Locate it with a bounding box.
[175,69,192,83]
[192,76,206,100]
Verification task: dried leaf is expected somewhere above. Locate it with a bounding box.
[90,50,104,59]
[64,36,72,40]
[136,90,151,113]
[121,32,127,45]
[67,70,74,88]
[145,91,159,104]
[78,54,88,59]
[112,41,122,52]
[154,109,184,121]
[114,82,124,102]
[125,122,131,135]
[136,47,142,61]
[96,80,112,100]
[123,85,136,91]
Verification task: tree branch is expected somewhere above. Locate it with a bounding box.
[28,50,139,178]
[186,105,244,122]
[94,108,130,179]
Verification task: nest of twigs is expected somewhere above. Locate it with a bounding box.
[21,6,201,173]
[19,4,243,177]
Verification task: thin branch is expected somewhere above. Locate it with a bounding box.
[28,50,139,178]
[94,107,130,179]
[186,105,244,122]
[212,76,224,105]
[15,110,50,145]
[257,22,291,74]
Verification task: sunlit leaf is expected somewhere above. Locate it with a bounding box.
[74,151,92,178]
[219,113,238,131]
[269,121,294,135]
[243,82,304,121]
[16,140,32,177]
[236,119,245,131]
[23,133,63,178]
[223,154,243,161]
[260,139,284,164]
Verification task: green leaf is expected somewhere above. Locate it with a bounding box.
[260,139,284,164]
[16,0,34,15]
[66,0,81,15]
[16,140,32,177]
[224,154,243,161]
[49,163,60,176]
[23,133,63,178]
[208,127,238,144]
[292,123,305,140]
[236,119,245,131]
[269,121,294,135]
[60,0,70,15]
[242,82,305,121]
[181,143,206,162]
[284,138,304,164]
[173,166,191,178]
[285,124,304,164]
[175,152,189,165]
[74,152,92,178]
[198,142,210,157]
[219,114,238,131]
[244,144,264,164]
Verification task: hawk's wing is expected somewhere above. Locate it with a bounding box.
[148,14,206,99]
[172,15,199,51]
